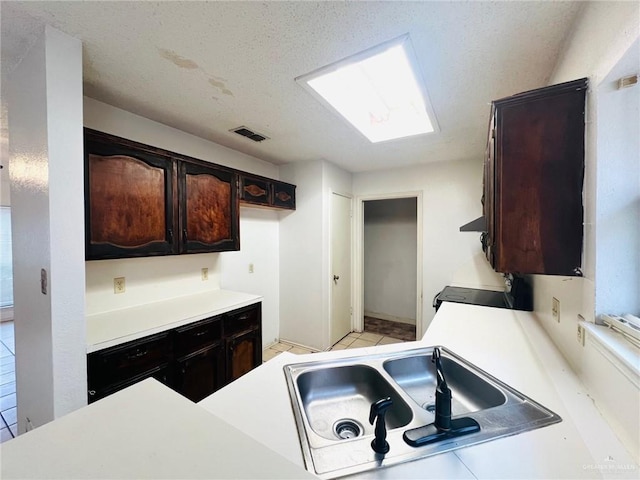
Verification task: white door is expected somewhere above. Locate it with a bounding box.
[331,193,352,345]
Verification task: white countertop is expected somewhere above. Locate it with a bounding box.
[0,378,312,479]
[86,289,262,352]
[3,301,637,479]
[199,302,638,479]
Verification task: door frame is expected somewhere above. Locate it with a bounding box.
[353,191,423,338]
[328,190,353,349]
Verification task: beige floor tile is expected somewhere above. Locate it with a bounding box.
[377,336,403,345]
[348,338,377,349]
[338,336,355,346]
[262,349,283,362]
[289,347,314,355]
[359,332,383,343]
[330,343,347,351]
[346,332,361,340]
[270,342,293,352]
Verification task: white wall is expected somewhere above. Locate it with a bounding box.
[353,158,483,332]
[220,207,280,347]
[533,1,640,461]
[83,98,282,347]
[594,40,639,316]
[364,198,417,324]
[8,26,86,432]
[279,160,324,349]
[279,159,352,351]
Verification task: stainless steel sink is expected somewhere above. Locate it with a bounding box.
[383,354,507,413]
[297,364,413,440]
[284,346,561,479]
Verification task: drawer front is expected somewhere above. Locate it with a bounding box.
[88,332,172,387]
[174,316,222,356]
[224,304,260,336]
[272,182,296,209]
[240,175,272,206]
[88,364,171,404]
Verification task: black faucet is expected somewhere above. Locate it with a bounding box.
[369,397,393,454]
[403,347,480,447]
[432,347,452,431]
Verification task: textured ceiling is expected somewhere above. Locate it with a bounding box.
[1,1,582,173]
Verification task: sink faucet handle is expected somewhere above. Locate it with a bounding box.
[369,397,393,454]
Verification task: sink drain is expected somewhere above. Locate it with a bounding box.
[334,420,363,440]
[424,403,436,412]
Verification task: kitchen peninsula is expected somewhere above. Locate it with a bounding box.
[1,302,637,479]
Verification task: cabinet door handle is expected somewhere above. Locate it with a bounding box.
[88,390,96,396]
[168,229,174,243]
[127,349,148,360]
[183,229,188,243]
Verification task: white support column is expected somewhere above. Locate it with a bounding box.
[8,25,86,434]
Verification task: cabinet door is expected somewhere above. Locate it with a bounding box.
[226,329,261,384]
[84,130,176,259]
[173,343,225,402]
[239,175,272,206]
[179,161,239,252]
[494,81,586,275]
[272,181,296,210]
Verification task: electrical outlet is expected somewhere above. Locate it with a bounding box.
[114,277,126,294]
[552,297,560,322]
[577,324,585,346]
[249,263,254,274]
[201,268,208,281]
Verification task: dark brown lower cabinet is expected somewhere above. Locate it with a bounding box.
[227,329,261,383]
[88,303,261,404]
[174,343,225,402]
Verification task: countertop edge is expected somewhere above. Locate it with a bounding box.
[86,289,263,353]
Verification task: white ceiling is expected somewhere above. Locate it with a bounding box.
[1,1,582,173]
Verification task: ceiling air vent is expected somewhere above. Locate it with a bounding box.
[231,126,269,142]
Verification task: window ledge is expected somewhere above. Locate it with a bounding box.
[581,321,640,388]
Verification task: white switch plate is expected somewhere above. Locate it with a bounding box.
[249,263,254,274]
[201,268,209,281]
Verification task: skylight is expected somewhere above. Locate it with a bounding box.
[296,35,437,143]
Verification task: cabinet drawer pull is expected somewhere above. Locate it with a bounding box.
[237,314,250,321]
[194,330,208,337]
[127,349,148,360]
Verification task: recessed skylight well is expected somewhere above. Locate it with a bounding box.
[296,34,437,143]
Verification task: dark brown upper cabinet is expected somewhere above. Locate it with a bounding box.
[239,174,272,207]
[84,129,239,260]
[84,130,177,259]
[179,161,239,253]
[272,181,296,210]
[239,173,296,210]
[483,78,588,276]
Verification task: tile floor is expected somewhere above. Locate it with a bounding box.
[263,317,413,363]
[0,320,16,443]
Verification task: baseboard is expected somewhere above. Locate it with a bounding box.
[277,338,321,353]
[365,310,416,326]
[0,306,14,322]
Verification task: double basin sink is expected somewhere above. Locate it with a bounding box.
[284,346,561,478]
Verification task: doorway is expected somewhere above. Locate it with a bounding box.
[354,193,422,339]
[329,192,352,346]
